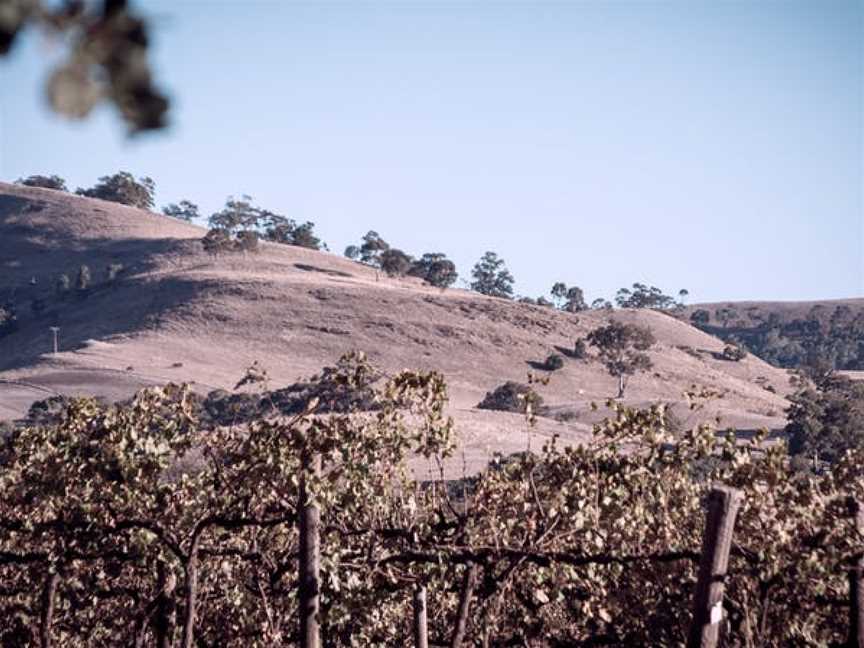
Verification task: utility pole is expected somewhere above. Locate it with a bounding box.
[49,327,60,355]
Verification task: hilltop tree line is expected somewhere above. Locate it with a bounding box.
[202,194,325,255]
[343,231,459,289]
[15,171,863,375]
[12,172,690,307]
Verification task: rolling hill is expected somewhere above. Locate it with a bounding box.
[0,182,794,475]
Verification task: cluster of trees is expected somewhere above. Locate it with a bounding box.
[203,195,325,255]
[515,282,684,315]
[76,172,157,210]
[550,282,587,312]
[786,371,864,466]
[691,303,864,371]
[15,174,68,191]
[615,283,687,310]
[16,171,161,211]
[344,231,459,289]
[17,171,169,214]
[0,355,862,646]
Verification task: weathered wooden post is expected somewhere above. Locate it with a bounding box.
[687,485,744,648]
[299,451,322,648]
[848,497,864,648]
[413,584,429,648]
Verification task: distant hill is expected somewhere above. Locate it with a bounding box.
[682,299,864,371]
[0,182,793,474]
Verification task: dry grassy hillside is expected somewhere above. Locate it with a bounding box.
[0,183,793,474]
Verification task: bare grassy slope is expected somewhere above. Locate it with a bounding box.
[0,183,791,472]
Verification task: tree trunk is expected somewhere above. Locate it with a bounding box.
[39,570,59,648]
[155,561,177,648]
[299,451,322,648]
[848,497,864,648]
[687,486,744,648]
[450,564,477,648]
[413,585,429,648]
[616,374,626,399]
[181,538,201,648]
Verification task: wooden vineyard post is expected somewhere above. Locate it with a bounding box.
[413,584,429,648]
[299,450,322,648]
[687,485,744,648]
[848,497,864,648]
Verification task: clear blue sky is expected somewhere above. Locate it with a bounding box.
[1,1,861,303]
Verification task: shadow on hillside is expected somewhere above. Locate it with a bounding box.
[525,359,552,371]
[0,227,197,302]
[0,274,210,373]
[725,427,785,440]
[294,263,352,278]
[553,344,582,359]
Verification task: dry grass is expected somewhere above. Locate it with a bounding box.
[0,182,794,475]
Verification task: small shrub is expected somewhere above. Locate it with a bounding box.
[722,344,747,361]
[0,305,18,337]
[676,344,702,360]
[553,410,579,423]
[663,406,684,435]
[477,381,543,414]
[235,230,260,253]
[26,395,71,425]
[75,264,91,295]
[572,338,588,359]
[544,354,564,371]
[105,263,124,282]
[56,273,71,296]
[202,228,233,256]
